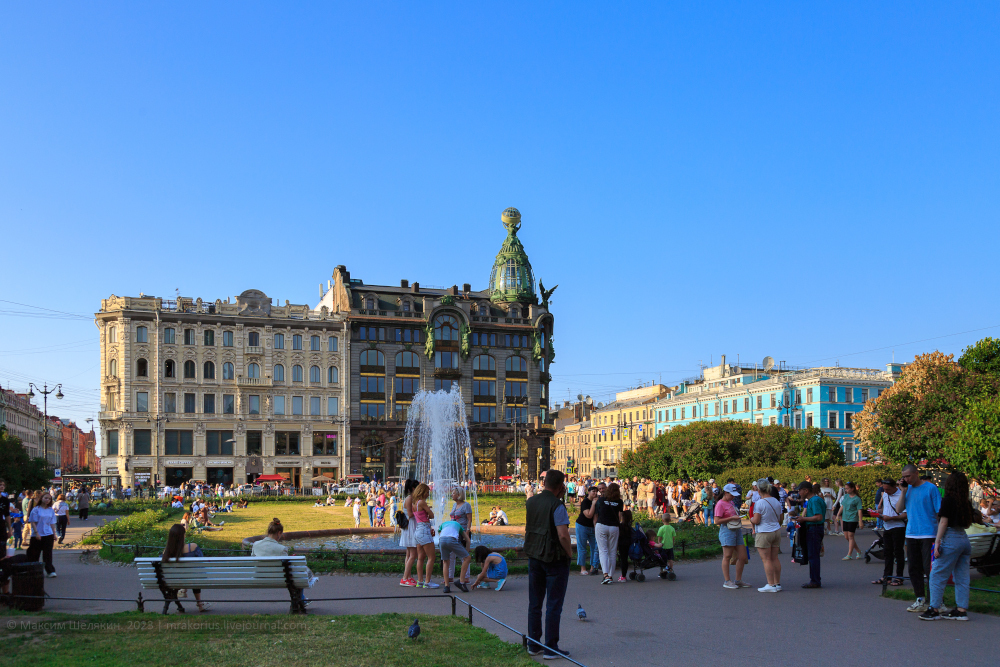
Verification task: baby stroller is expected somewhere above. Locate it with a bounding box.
[864,528,885,563]
[627,524,676,582]
[678,502,702,524]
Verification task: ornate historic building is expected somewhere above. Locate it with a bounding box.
[97,207,556,487]
[317,207,556,482]
[96,291,348,488]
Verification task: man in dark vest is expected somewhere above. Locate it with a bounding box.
[524,468,573,659]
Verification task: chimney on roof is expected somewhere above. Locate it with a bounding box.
[412,282,419,293]
[450,285,459,296]
[400,279,409,288]
[463,283,471,293]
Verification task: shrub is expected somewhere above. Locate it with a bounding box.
[715,465,901,507]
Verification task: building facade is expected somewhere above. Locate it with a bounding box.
[316,207,556,482]
[96,290,348,489]
[1,389,45,461]
[650,357,896,462]
[97,207,556,487]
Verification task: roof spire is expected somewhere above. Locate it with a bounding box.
[489,208,536,303]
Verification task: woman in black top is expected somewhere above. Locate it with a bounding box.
[921,472,975,621]
[618,508,634,582]
[575,487,599,575]
[594,483,624,584]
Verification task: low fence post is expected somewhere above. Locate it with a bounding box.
[451,596,456,616]
[681,540,686,558]
[343,552,349,569]
[136,592,144,612]
[468,604,473,625]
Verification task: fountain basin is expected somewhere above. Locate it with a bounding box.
[242,525,524,554]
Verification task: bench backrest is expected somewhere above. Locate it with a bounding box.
[136,556,310,590]
[968,533,996,560]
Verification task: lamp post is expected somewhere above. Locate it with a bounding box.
[27,382,63,465]
[501,396,522,479]
[145,414,169,493]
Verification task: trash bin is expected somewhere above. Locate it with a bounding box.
[12,562,45,611]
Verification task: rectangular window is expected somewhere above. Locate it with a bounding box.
[472,380,496,397]
[795,389,802,404]
[204,330,214,346]
[246,431,262,456]
[310,335,320,351]
[672,409,676,420]
[743,398,749,412]
[829,387,837,403]
[782,415,789,427]
[248,331,260,347]
[807,388,813,403]
[108,430,119,455]
[310,396,321,415]
[136,326,147,343]
[164,393,177,413]
[207,430,234,456]
[163,328,175,344]
[806,412,814,428]
[472,406,497,422]
[844,412,853,430]
[223,394,235,414]
[274,395,286,415]
[274,333,285,349]
[794,413,802,429]
[293,335,302,350]
[222,331,234,347]
[292,396,303,415]
[681,407,686,420]
[723,402,728,415]
[136,392,149,412]
[313,432,338,456]
[165,430,194,455]
[328,336,338,352]
[184,329,195,345]
[203,393,215,414]
[109,327,117,343]
[861,388,869,403]
[133,429,151,455]
[504,380,527,398]
[769,416,777,425]
[755,395,762,410]
[845,387,854,404]
[770,393,776,408]
[327,396,339,415]
[828,411,838,429]
[275,432,300,455]
[184,393,196,414]
[249,395,260,415]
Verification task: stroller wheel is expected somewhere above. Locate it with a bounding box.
[658,571,667,579]
[865,555,871,564]
[667,571,677,581]
[637,573,646,582]
[629,572,637,580]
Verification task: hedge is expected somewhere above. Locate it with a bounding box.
[717,465,902,507]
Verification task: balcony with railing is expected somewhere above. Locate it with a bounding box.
[237,376,272,387]
[98,411,123,421]
[245,345,265,356]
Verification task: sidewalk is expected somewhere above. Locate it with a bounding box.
[27,531,1000,667]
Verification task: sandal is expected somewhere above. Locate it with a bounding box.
[872,578,887,585]
[890,578,904,586]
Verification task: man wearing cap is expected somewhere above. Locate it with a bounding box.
[875,478,905,586]
[794,481,826,588]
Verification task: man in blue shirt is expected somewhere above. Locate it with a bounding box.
[793,481,826,588]
[896,464,941,612]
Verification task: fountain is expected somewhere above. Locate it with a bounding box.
[399,386,480,534]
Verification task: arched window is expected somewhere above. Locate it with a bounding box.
[510,308,519,318]
[222,362,234,380]
[183,360,196,379]
[434,314,459,341]
[505,356,527,372]
[328,366,339,383]
[309,365,320,383]
[366,297,375,310]
[248,363,260,379]
[274,364,285,382]
[292,365,303,382]
[395,351,420,370]
[136,359,147,377]
[359,350,385,368]
[402,300,411,312]
[109,358,118,377]
[310,335,320,351]
[203,361,215,379]
[473,355,496,371]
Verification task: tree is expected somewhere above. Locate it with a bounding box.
[952,396,1000,484]
[958,336,1000,376]
[786,427,846,468]
[0,426,52,492]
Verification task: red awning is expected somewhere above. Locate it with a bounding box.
[852,461,869,467]
[254,474,287,482]
[499,476,514,480]
[346,474,364,479]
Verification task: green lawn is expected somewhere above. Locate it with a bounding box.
[881,574,1000,616]
[3,612,538,667]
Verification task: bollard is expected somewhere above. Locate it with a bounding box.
[451,596,456,616]
[468,604,473,625]
[137,592,145,612]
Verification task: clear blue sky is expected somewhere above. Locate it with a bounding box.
[2,3,998,427]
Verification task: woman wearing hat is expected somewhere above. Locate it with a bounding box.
[714,483,749,589]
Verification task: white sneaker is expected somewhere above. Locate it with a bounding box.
[723,581,738,589]
[47,572,57,578]
[757,584,778,592]
[773,584,782,591]
[907,598,928,613]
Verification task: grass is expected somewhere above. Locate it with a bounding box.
[881,574,1000,616]
[2,612,538,667]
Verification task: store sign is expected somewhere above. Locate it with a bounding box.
[106,467,119,474]
[275,460,302,467]
[165,460,193,466]
[315,460,335,466]
[207,460,233,466]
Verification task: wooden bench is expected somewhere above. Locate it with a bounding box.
[136,556,311,615]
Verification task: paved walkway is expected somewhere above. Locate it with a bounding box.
[26,531,1000,666]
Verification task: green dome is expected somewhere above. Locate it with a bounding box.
[489,207,536,303]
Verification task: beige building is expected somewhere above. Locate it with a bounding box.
[1,389,44,460]
[551,384,665,479]
[96,290,348,489]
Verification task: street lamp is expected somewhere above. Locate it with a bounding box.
[501,396,523,479]
[27,382,63,464]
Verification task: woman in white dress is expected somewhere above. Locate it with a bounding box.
[398,479,420,587]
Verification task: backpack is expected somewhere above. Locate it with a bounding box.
[394,510,409,529]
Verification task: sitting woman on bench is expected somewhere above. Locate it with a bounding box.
[163,524,211,612]
[252,518,319,600]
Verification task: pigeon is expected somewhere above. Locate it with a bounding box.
[407,619,421,640]
[577,604,587,621]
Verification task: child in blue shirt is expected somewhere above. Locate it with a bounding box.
[10,508,24,550]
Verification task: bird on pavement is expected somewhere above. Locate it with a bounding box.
[408,619,421,640]
[577,604,587,621]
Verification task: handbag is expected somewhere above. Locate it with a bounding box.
[394,510,409,529]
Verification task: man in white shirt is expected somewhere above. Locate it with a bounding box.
[819,479,837,534]
[877,479,905,586]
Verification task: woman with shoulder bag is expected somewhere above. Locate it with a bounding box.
[715,484,749,589]
[398,479,419,587]
[594,483,624,584]
[750,478,783,592]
